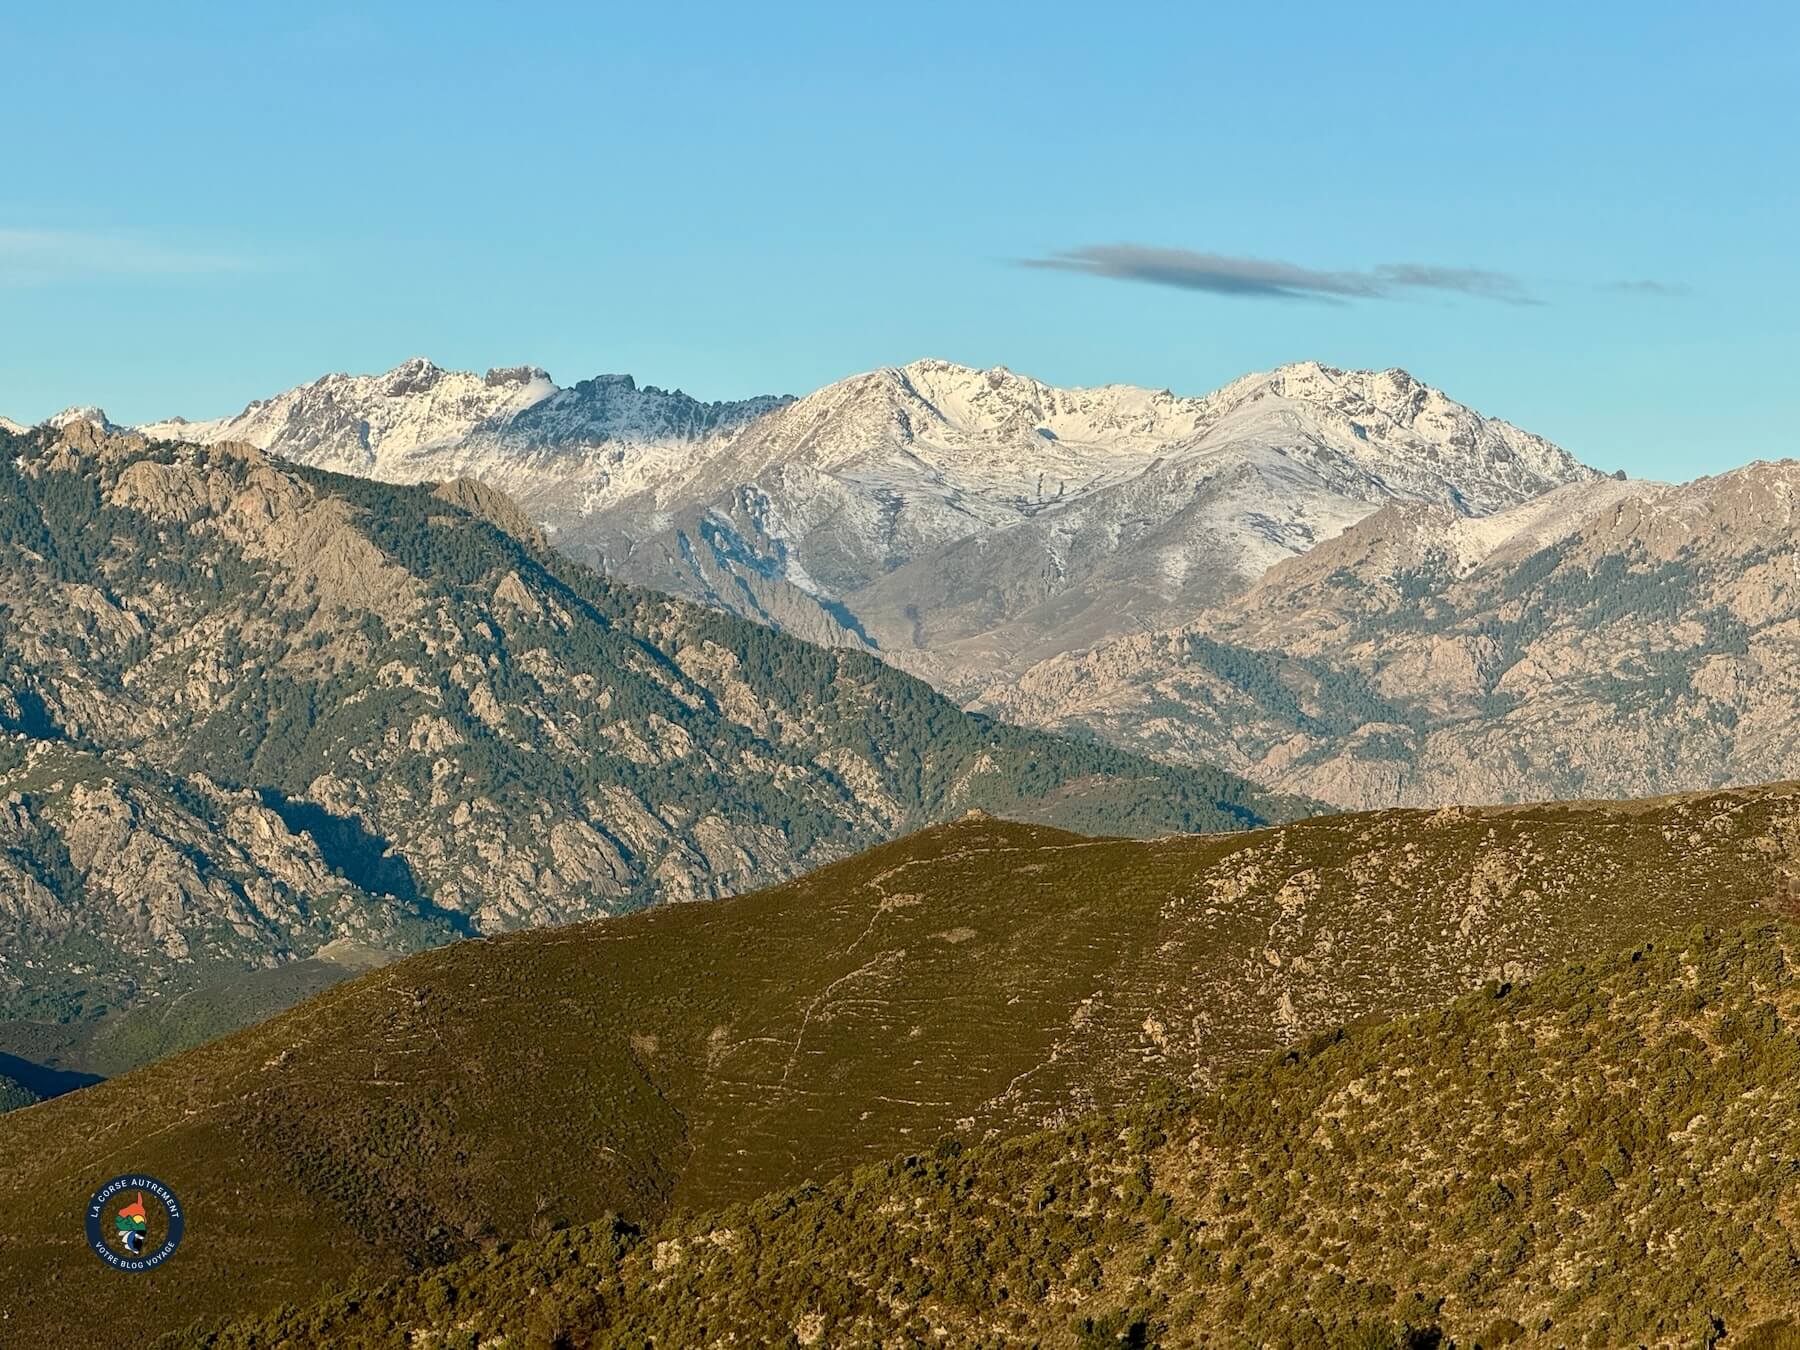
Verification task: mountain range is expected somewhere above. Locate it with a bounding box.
[3,780,1796,1345]
[99,351,1800,819]
[94,356,1601,696]
[74,351,1800,819]
[0,416,1289,1043]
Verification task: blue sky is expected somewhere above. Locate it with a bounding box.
[2,1,1794,478]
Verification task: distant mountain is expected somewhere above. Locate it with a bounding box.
[0,415,26,436]
[991,461,1800,809]
[129,357,1599,689]
[5,784,1797,1343]
[138,359,789,484]
[41,404,123,433]
[0,417,1290,1027]
[178,921,1800,1349]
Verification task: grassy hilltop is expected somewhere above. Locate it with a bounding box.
[2,783,1797,1344]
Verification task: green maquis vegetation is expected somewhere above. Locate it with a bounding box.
[166,922,1800,1349]
[3,790,1797,1345]
[0,1070,36,1112]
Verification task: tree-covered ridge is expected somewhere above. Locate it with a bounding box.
[3,788,1797,1345]
[171,922,1800,1349]
[0,419,1297,1021]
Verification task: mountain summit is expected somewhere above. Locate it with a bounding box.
[137,357,788,483]
[128,357,1598,690]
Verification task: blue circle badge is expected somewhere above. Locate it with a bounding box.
[85,1174,184,1271]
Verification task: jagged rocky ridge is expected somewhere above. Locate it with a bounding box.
[116,356,1599,689]
[0,418,1292,1024]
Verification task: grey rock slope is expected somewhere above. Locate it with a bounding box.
[0,738,448,1024]
[990,463,1800,809]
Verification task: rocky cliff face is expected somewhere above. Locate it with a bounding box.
[0,418,1291,1020]
[0,741,449,1023]
[990,463,1800,809]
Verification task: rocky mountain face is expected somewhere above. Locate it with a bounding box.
[117,357,1597,691]
[0,418,1290,1024]
[4,784,1797,1343]
[0,738,449,1027]
[990,463,1800,809]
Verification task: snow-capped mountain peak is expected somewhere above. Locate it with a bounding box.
[113,353,1598,692]
[699,357,1593,528]
[134,358,785,483]
[44,405,121,432]
[1180,360,1594,515]
[706,359,1223,515]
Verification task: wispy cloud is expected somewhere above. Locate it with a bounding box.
[0,228,254,285]
[1022,243,1538,305]
[1598,278,1691,297]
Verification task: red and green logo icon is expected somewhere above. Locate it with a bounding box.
[85,1175,184,1271]
[113,1192,150,1254]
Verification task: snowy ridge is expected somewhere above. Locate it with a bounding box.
[137,358,790,484]
[1448,476,1664,567]
[118,353,1600,689]
[631,357,1592,520]
[1246,475,1660,599]
[43,405,124,433]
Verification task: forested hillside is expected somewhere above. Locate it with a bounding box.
[171,922,1800,1348]
[0,1070,34,1112]
[0,419,1294,1029]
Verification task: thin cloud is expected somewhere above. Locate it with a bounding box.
[0,229,253,285]
[1021,243,1538,305]
[1599,278,1691,297]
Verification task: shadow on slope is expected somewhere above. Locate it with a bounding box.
[0,1050,97,1100]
